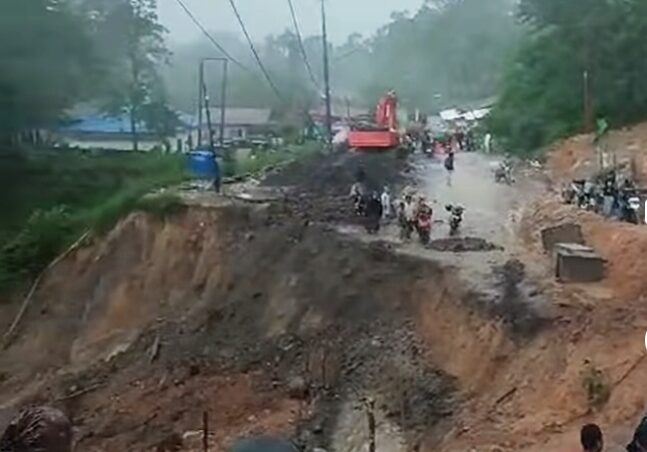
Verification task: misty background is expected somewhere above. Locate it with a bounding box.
[158,0,426,44]
[161,0,521,115]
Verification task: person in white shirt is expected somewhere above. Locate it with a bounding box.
[381,186,392,219]
[399,193,417,240]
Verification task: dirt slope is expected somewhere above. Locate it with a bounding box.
[546,121,647,183]
[0,204,459,451]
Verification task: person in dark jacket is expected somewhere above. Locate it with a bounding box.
[580,424,603,452]
[0,406,72,452]
[444,150,455,172]
[627,413,647,452]
[364,192,383,234]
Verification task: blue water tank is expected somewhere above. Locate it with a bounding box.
[187,148,219,179]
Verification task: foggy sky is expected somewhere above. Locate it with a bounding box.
[158,0,425,44]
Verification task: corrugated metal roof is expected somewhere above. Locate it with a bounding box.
[181,108,272,128]
[60,114,151,134]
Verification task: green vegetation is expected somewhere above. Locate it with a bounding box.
[0,143,318,295]
[489,0,647,154]
[581,362,611,408]
[0,151,186,294]
[0,0,174,148]
[224,142,320,177]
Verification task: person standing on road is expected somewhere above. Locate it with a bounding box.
[579,424,604,452]
[365,192,383,234]
[401,193,417,240]
[381,186,392,219]
[484,132,492,153]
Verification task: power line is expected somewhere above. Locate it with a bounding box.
[173,0,250,72]
[333,46,367,63]
[286,0,321,91]
[227,0,285,101]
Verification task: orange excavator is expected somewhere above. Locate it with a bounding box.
[348,91,400,151]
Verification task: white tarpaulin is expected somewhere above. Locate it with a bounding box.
[439,109,461,121]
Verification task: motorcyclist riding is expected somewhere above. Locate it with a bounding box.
[445,204,465,235]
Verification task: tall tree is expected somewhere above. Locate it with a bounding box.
[490,0,647,153]
[96,0,169,151]
[0,0,94,145]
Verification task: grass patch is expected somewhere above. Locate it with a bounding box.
[0,150,187,295]
[0,144,319,296]
[581,361,611,408]
[136,193,186,218]
[223,142,320,177]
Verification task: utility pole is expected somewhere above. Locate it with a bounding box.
[198,58,229,150]
[219,59,228,150]
[320,0,333,150]
[198,60,205,147]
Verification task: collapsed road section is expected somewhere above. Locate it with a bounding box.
[0,149,645,452]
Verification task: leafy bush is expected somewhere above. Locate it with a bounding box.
[581,362,610,408]
[0,151,187,296]
[0,206,77,292]
[491,0,647,154]
[136,193,185,218]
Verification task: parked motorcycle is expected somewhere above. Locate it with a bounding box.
[446,204,464,236]
[494,162,514,185]
[619,191,641,224]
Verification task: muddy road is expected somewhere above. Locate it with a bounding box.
[337,152,547,319]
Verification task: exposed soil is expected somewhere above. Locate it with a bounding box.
[546,121,647,184]
[0,205,458,451]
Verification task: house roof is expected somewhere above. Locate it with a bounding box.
[309,104,368,119]
[180,108,272,128]
[59,114,151,134]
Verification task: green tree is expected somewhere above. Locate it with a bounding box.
[0,0,95,145]
[95,0,169,151]
[340,0,521,110]
[490,0,647,153]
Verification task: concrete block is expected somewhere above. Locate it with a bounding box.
[541,223,585,253]
[554,243,605,283]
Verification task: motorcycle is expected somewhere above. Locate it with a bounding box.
[494,162,514,185]
[619,191,641,224]
[446,204,464,236]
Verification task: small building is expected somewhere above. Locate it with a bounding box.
[309,102,368,125]
[180,108,274,144]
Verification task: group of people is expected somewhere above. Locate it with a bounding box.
[562,170,641,224]
[403,128,475,156]
[578,415,647,452]
[350,179,436,243]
